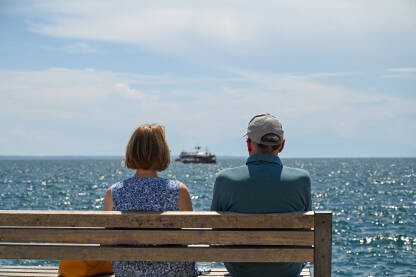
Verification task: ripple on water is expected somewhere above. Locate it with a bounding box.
[0,157,415,276]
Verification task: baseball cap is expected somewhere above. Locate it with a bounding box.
[246,113,284,146]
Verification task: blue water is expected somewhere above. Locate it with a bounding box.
[0,157,415,276]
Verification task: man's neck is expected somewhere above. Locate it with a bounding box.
[249,151,278,156]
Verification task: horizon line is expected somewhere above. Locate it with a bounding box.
[0,155,415,160]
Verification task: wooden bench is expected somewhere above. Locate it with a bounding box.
[0,210,331,276]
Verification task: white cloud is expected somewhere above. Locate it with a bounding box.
[383,67,416,79]
[2,1,415,156]
[115,83,159,101]
[50,42,99,54]
[302,72,360,79]
[18,0,416,59]
[1,67,415,155]
[386,67,416,73]
[0,68,114,119]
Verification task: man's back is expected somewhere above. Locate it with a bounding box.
[211,153,311,277]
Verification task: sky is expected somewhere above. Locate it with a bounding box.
[0,0,415,157]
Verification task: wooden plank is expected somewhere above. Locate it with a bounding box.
[0,268,57,273]
[199,270,229,276]
[207,269,228,272]
[300,268,311,276]
[199,268,310,276]
[0,272,58,277]
[0,272,112,277]
[0,267,58,277]
[0,266,310,277]
[198,268,229,276]
[0,228,314,246]
[0,244,314,262]
[0,267,58,270]
[314,211,332,277]
[0,211,314,229]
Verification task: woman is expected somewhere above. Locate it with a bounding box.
[104,124,198,277]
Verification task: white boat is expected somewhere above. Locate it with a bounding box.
[175,146,216,164]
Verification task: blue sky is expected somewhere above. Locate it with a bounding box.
[0,0,415,157]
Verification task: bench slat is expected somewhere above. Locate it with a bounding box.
[0,272,58,277]
[0,269,57,273]
[0,211,314,229]
[0,244,314,262]
[0,228,314,246]
[0,267,58,270]
[0,266,312,277]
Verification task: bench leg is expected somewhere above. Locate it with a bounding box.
[314,212,332,277]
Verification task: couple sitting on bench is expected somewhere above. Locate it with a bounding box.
[104,113,312,277]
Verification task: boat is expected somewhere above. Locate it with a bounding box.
[175,146,216,164]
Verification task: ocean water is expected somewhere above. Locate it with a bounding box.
[0,157,415,276]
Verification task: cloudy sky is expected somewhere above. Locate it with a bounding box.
[1,0,415,157]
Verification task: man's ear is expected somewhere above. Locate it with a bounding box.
[278,139,285,153]
[247,138,253,153]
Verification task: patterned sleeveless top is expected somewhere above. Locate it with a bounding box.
[111,177,198,277]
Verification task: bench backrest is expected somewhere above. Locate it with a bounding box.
[0,210,331,277]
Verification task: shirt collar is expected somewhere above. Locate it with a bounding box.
[246,153,282,165]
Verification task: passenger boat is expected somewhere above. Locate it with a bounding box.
[175,146,216,164]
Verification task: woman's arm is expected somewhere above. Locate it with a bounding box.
[178,183,193,211]
[103,187,113,211]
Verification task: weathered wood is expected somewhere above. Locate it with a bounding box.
[314,211,332,277]
[0,244,314,262]
[0,211,314,229]
[0,268,57,273]
[0,210,329,275]
[0,266,315,277]
[0,272,57,277]
[202,268,310,277]
[300,268,311,277]
[0,267,58,277]
[0,228,314,246]
[0,266,313,277]
[0,267,58,270]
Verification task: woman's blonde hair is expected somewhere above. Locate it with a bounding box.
[125,124,170,171]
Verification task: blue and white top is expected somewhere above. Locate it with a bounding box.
[111,177,198,277]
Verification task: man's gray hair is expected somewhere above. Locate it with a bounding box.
[255,133,282,152]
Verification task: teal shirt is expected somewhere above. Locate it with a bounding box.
[211,153,312,277]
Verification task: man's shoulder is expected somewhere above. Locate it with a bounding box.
[282,166,311,182]
[216,165,249,181]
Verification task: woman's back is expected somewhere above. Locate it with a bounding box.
[111,177,198,276]
[112,177,180,211]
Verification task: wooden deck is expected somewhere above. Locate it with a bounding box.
[0,266,311,276]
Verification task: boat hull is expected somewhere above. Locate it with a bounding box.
[176,147,217,164]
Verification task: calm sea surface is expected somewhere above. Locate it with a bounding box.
[0,157,415,276]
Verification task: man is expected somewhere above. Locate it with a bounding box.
[211,113,312,277]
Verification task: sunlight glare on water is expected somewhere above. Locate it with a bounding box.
[0,157,415,276]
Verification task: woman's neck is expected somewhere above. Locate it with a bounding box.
[134,169,158,178]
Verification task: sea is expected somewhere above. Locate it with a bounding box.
[0,157,415,276]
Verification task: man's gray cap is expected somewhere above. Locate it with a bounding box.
[246,113,284,146]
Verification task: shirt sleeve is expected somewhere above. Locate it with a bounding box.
[305,175,312,211]
[210,175,224,211]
